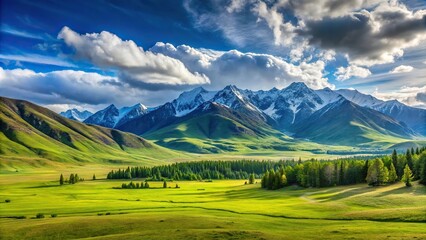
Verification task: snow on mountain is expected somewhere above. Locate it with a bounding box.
[336,89,383,107]
[60,108,93,122]
[172,86,216,117]
[115,103,148,127]
[315,87,343,106]
[83,103,148,128]
[210,85,259,111]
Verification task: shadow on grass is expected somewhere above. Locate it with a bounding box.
[26,184,59,189]
[376,184,426,197]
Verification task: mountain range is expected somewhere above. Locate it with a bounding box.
[57,82,426,152]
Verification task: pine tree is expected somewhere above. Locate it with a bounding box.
[402,164,413,187]
[92,174,96,181]
[419,153,426,185]
[388,163,397,183]
[406,149,413,171]
[59,174,64,185]
[69,174,75,184]
[144,182,149,188]
[261,170,269,188]
[163,180,167,188]
[391,149,398,175]
[249,173,255,184]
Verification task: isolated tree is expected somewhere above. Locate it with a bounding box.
[59,174,64,185]
[249,173,255,184]
[163,180,167,188]
[74,174,79,183]
[93,174,96,180]
[69,174,75,184]
[402,164,413,187]
[388,163,398,183]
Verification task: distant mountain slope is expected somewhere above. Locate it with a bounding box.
[293,98,415,146]
[83,103,148,128]
[336,89,426,135]
[144,101,291,153]
[60,108,93,121]
[0,97,176,168]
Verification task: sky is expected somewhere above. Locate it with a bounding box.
[0,0,426,112]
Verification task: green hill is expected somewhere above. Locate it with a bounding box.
[0,97,179,170]
[293,99,414,148]
[145,102,316,154]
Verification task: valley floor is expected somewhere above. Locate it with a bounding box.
[0,170,425,239]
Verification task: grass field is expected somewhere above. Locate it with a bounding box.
[1,169,425,239]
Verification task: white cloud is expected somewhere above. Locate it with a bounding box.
[0,53,76,68]
[335,65,372,81]
[151,42,333,90]
[1,24,47,40]
[58,27,210,90]
[390,65,414,74]
[373,85,426,109]
[0,67,136,106]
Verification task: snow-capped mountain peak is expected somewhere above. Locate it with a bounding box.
[336,89,383,108]
[60,108,93,122]
[172,86,216,117]
[82,103,148,128]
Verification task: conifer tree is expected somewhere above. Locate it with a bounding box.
[163,180,167,188]
[406,149,413,171]
[69,174,75,184]
[419,153,426,185]
[402,164,413,187]
[92,174,96,180]
[388,163,398,183]
[60,174,64,185]
[249,173,255,184]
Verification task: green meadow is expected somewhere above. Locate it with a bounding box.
[1,168,425,239]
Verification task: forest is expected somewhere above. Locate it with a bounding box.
[105,147,426,189]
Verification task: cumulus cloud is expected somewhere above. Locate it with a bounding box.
[58,26,210,90]
[150,42,333,90]
[335,65,372,81]
[390,65,414,74]
[373,85,426,109]
[0,67,141,106]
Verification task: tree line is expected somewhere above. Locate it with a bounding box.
[104,147,426,189]
[59,173,83,185]
[261,147,426,190]
[106,160,280,181]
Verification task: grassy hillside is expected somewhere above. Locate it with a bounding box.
[0,97,180,170]
[294,100,413,147]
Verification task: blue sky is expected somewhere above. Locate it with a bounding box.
[0,0,425,111]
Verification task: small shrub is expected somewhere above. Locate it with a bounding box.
[16,216,26,219]
[36,213,45,219]
[5,199,11,203]
[105,212,111,215]
[51,214,57,218]
[97,213,103,216]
